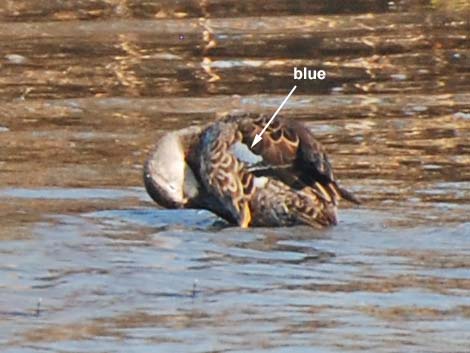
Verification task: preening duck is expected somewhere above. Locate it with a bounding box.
[144,113,360,228]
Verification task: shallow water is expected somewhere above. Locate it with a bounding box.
[1,0,469,352]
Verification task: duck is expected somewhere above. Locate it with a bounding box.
[143,113,360,228]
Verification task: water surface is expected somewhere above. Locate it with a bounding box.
[0,0,469,352]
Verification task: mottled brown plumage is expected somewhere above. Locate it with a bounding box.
[144,113,360,228]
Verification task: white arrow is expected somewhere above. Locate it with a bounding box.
[251,85,297,148]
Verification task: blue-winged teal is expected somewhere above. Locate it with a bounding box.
[144,113,359,228]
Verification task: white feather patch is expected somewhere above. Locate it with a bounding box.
[253,176,268,189]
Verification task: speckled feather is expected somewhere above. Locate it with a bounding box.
[197,120,254,226]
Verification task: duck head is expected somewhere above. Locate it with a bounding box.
[143,126,202,209]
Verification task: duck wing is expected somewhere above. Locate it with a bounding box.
[237,113,360,205]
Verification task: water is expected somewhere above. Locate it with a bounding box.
[1,1,469,352]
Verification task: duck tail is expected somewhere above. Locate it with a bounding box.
[330,182,361,205]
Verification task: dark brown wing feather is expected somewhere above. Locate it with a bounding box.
[236,113,360,206]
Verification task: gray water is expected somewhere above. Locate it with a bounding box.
[1,0,469,352]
